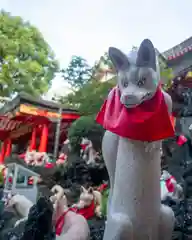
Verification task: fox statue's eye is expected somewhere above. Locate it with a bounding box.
[138,77,146,87]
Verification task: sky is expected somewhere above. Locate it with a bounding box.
[1,0,192,98]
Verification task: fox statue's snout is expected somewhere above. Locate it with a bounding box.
[120,86,152,108]
[121,91,142,107]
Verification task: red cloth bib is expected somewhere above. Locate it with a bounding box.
[165,176,176,193]
[96,87,174,142]
[80,144,89,151]
[70,200,95,220]
[55,201,95,236]
[55,209,70,236]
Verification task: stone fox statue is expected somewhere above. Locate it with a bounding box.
[96,39,175,240]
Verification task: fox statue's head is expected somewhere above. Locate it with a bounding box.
[108,39,160,108]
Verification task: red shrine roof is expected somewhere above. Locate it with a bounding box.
[0,93,80,141]
[162,37,192,61]
[0,92,80,120]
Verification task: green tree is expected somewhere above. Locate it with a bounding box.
[60,51,116,115]
[0,11,59,97]
[0,170,3,186]
[68,115,104,153]
[61,56,92,90]
[158,57,174,91]
[61,79,115,115]
[94,52,114,70]
[92,52,115,79]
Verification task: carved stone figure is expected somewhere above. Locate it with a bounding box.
[72,186,102,218]
[81,138,100,165]
[7,194,33,227]
[160,170,183,201]
[96,39,175,240]
[56,153,68,165]
[50,185,90,240]
[25,151,50,166]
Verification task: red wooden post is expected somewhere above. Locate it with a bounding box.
[38,124,49,152]
[4,139,12,158]
[29,127,37,151]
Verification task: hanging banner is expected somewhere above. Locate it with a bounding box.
[0,117,22,131]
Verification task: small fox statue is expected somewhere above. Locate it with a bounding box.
[50,185,90,240]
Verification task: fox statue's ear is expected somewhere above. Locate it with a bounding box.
[81,186,87,193]
[136,39,156,71]
[88,187,93,194]
[108,47,130,71]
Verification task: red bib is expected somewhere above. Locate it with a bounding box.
[55,210,70,236]
[96,87,174,142]
[55,201,95,236]
[166,176,176,193]
[70,200,95,220]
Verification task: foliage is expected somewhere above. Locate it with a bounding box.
[61,56,92,90]
[68,115,104,153]
[53,154,92,189]
[0,11,59,97]
[93,52,114,74]
[0,170,3,185]
[158,55,174,91]
[160,67,174,91]
[60,50,116,114]
[100,52,113,67]
[132,46,138,51]
[93,47,139,75]
[61,79,115,115]
[101,188,109,217]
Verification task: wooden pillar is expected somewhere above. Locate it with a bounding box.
[0,140,7,163]
[29,127,37,151]
[53,108,62,159]
[38,124,49,152]
[4,139,12,158]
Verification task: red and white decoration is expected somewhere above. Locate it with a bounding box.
[167,45,192,61]
[56,153,68,165]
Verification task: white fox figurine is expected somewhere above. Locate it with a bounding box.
[7,194,33,226]
[50,185,90,240]
[73,186,102,218]
[161,170,183,201]
[96,39,175,240]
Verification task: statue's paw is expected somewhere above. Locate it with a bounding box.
[14,220,20,227]
[72,204,81,209]
[15,217,26,227]
[95,210,102,218]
